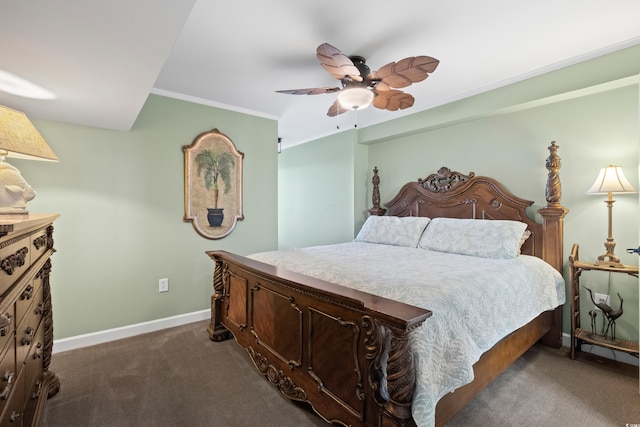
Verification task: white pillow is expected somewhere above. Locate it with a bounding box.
[355,216,431,247]
[417,218,528,259]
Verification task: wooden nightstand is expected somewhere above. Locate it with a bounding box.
[568,243,639,360]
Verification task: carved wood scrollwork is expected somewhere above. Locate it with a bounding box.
[247,347,308,401]
[362,315,385,398]
[40,258,60,397]
[418,167,474,193]
[0,247,28,275]
[208,259,232,342]
[33,234,47,250]
[383,328,417,424]
[545,141,562,205]
[46,225,55,249]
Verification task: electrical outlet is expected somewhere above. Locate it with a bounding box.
[593,292,610,310]
[159,278,169,293]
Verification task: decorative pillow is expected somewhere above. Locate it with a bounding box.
[417,218,528,259]
[355,216,431,247]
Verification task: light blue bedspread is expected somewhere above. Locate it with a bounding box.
[249,242,565,426]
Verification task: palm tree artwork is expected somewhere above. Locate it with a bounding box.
[195,149,235,227]
[184,128,244,239]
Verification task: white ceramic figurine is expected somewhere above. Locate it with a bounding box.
[0,162,36,213]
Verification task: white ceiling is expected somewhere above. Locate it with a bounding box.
[2,1,640,149]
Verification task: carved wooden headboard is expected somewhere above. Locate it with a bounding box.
[384,168,542,258]
[369,142,568,269]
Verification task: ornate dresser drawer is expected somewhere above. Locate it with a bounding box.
[0,214,59,426]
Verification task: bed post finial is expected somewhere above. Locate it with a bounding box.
[545,141,562,206]
[369,166,387,216]
[538,141,569,271]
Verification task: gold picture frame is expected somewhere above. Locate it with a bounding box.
[183,128,244,239]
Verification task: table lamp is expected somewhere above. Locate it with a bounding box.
[0,105,59,214]
[586,165,636,267]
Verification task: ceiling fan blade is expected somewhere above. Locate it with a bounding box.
[316,43,363,82]
[327,99,349,117]
[370,56,439,89]
[372,89,415,111]
[276,87,341,95]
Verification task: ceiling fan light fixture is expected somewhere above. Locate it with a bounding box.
[337,87,374,111]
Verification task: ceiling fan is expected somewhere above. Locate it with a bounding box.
[276,43,439,117]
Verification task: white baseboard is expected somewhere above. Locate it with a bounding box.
[52,309,211,354]
[562,332,639,366]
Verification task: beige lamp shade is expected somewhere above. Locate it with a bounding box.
[0,105,58,214]
[0,105,58,161]
[587,165,636,194]
[586,164,636,267]
[337,88,374,111]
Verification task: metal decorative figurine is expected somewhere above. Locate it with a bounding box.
[583,287,624,342]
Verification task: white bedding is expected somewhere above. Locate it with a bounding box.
[249,241,565,427]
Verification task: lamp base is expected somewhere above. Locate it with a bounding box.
[595,239,623,268]
[594,259,624,268]
[0,160,36,215]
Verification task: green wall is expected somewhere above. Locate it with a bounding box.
[279,47,640,342]
[13,94,278,339]
[278,129,362,250]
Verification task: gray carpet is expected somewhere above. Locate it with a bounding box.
[447,342,640,427]
[42,320,639,427]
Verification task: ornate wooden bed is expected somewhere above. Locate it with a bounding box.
[206,142,568,426]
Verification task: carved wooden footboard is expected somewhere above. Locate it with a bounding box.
[206,251,430,426]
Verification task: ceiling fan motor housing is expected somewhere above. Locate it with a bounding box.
[349,56,370,77]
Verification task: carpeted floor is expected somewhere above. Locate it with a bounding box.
[446,341,639,427]
[42,320,639,427]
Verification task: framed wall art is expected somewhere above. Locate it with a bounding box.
[184,128,244,239]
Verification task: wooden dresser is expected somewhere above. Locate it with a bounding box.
[0,214,59,426]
